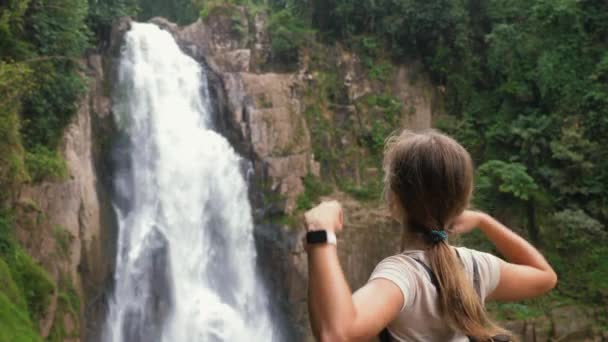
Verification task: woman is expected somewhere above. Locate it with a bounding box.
[304,130,557,342]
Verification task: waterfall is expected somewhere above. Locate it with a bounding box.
[103,23,276,342]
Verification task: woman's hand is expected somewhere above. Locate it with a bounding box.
[305,200,403,342]
[450,210,487,235]
[304,200,344,233]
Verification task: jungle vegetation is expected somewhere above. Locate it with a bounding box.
[0,0,606,338]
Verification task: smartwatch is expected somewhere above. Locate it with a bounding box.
[306,230,337,245]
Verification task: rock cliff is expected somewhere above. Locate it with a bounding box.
[14,53,115,341]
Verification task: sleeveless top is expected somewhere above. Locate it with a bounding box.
[368,247,502,342]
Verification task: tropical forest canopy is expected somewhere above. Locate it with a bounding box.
[0,0,607,338]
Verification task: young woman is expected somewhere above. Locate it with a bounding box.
[304,130,557,342]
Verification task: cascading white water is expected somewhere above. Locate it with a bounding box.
[103,23,276,342]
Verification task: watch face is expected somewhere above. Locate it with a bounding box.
[306,230,328,244]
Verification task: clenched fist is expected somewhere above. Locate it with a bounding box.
[451,210,487,235]
[304,200,344,233]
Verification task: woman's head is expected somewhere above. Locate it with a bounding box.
[383,129,474,232]
[383,129,507,341]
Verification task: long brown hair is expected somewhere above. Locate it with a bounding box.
[383,129,505,341]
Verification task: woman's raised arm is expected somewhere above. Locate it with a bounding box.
[452,211,558,301]
[305,201,403,342]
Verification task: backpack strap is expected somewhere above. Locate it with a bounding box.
[379,258,437,342]
[412,258,440,290]
[472,254,481,297]
[379,327,393,342]
[378,252,509,342]
[455,249,482,297]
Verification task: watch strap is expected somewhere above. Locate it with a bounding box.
[306,230,337,245]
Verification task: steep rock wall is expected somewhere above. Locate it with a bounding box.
[14,54,116,341]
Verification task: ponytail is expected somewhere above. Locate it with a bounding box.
[428,241,505,341]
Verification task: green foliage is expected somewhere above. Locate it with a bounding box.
[486,290,577,322]
[52,226,73,258]
[358,36,382,57]
[46,275,80,342]
[487,302,545,321]
[303,104,338,169]
[24,145,68,183]
[549,210,605,251]
[0,255,42,342]
[61,278,81,313]
[316,72,344,104]
[138,0,198,24]
[198,0,240,20]
[8,249,54,321]
[198,1,251,42]
[0,0,33,59]
[476,160,538,202]
[0,0,91,155]
[25,0,90,58]
[0,213,52,340]
[0,61,33,111]
[0,258,25,310]
[367,61,393,81]
[0,213,14,257]
[22,61,87,149]
[303,63,396,204]
[296,174,332,211]
[361,94,402,154]
[1,0,91,188]
[0,63,31,199]
[341,181,380,202]
[353,36,394,81]
[0,292,42,342]
[87,0,139,42]
[197,0,313,67]
[268,9,314,67]
[544,210,608,300]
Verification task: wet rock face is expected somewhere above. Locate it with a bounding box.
[338,51,433,130]
[15,53,116,340]
[229,72,315,213]
[173,11,438,216]
[173,16,318,214]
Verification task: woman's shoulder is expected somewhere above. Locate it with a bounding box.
[454,246,502,264]
[454,246,503,298]
[370,252,428,288]
[375,252,421,270]
[454,246,482,258]
[370,252,424,310]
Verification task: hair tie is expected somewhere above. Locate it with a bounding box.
[428,230,448,244]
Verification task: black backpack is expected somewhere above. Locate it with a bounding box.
[378,254,511,342]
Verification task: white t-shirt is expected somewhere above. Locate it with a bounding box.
[368,247,502,342]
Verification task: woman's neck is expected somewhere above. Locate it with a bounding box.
[400,227,432,251]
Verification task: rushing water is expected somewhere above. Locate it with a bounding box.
[103,23,276,342]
